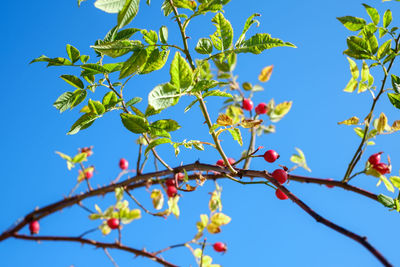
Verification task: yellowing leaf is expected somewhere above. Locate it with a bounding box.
[258,65,274,82]
[377,112,388,133]
[338,116,360,125]
[210,212,231,226]
[216,114,234,126]
[391,120,400,131]
[240,119,263,128]
[168,195,180,218]
[206,222,221,234]
[347,57,359,79]
[150,189,164,210]
[343,78,358,93]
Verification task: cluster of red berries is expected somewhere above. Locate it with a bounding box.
[263,149,289,200]
[368,152,391,175]
[165,173,185,198]
[242,98,268,115]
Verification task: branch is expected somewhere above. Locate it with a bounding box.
[0,162,379,242]
[260,171,392,267]
[12,234,177,267]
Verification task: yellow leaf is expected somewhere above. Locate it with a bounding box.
[391,120,400,131]
[377,112,388,133]
[216,114,234,126]
[343,78,358,93]
[206,222,221,234]
[210,212,231,226]
[240,119,263,128]
[347,57,359,79]
[338,116,360,125]
[258,65,274,82]
[150,189,164,210]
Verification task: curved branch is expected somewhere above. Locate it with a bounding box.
[11,234,177,267]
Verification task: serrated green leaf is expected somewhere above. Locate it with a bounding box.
[236,33,296,54]
[170,52,193,90]
[117,0,140,29]
[377,39,391,60]
[119,48,147,79]
[53,91,75,113]
[195,38,213,54]
[94,0,125,13]
[126,97,142,106]
[66,44,80,63]
[68,113,99,135]
[388,93,400,109]
[145,138,171,155]
[235,13,260,47]
[148,83,180,110]
[228,128,242,146]
[91,40,142,58]
[383,10,392,28]
[337,16,366,31]
[151,119,181,132]
[120,113,149,134]
[60,75,84,89]
[203,90,232,98]
[210,13,233,51]
[140,49,170,74]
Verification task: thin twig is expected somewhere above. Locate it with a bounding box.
[12,234,177,267]
[124,189,163,217]
[137,144,142,175]
[199,238,207,267]
[104,248,119,267]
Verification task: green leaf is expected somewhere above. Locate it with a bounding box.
[360,60,369,83]
[140,49,170,74]
[148,83,180,110]
[388,93,400,109]
[151,119,181,132]
[67,113,99,135]
[391,74,400,94]
[91,40,142,58]
[88,99,106,115]
[365,31,378,55]
[383,10,392,28]
[159,26,168,44]
[53,91,75,113]
[210,13,233,51]
[145,138,172,155]
[117,0,140,29]
[290,148,311,172]
[71,89,87,109]
[81,63,109,74]
[191,80,222,93]
[378,194,395,208]
[346,36,370,56]
[60,75,84,89]
[380,176,395,193]
[120,113,149,134]
[115,28,141,40]
[347,57,359,79]
[235,13,261,47]
[119,48,148,79]
[377,39,391,60]
[102,91,119,109]
[94,0,125,13]
[343,78,358,93]
[362,4,379,25]
[337,16,366,31]
[195,38,213,54]
[170,52,193,90]
[141,29,158,45]
[161,0,173,16]
[390,176,400,189]
[203,90,232,98]
[145,105,162,117]
[237,33,296,54]
[66,44,80,63]
[228,128,242,146]
[55,151,73,162]
[72,153,88,164]
[126,97,142,106]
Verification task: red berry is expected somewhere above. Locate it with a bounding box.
[326,179,335,188]
[29,221,40,235]
[85,169,93,179]
[176,173,185,181]
[165,178,176,187]
[373,163,391,175]
[216,159,224,167]
[275,189,288,200]
[255,103,268,114]
[107,218,120,230]
[242,98,253,111]
[368,152,382,166]
[228,158,235,165]
[119,158,129,170]
[166,186,177,198]
[213,242,227,253]
[263,150,279,163]
[272,169,287,184]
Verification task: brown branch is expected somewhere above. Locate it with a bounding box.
[260,171,392,267]
[0,162,379,243]
[12,234,177,267]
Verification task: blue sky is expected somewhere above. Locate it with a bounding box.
[1,0,400,266]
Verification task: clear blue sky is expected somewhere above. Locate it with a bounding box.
[1,0,400,266]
